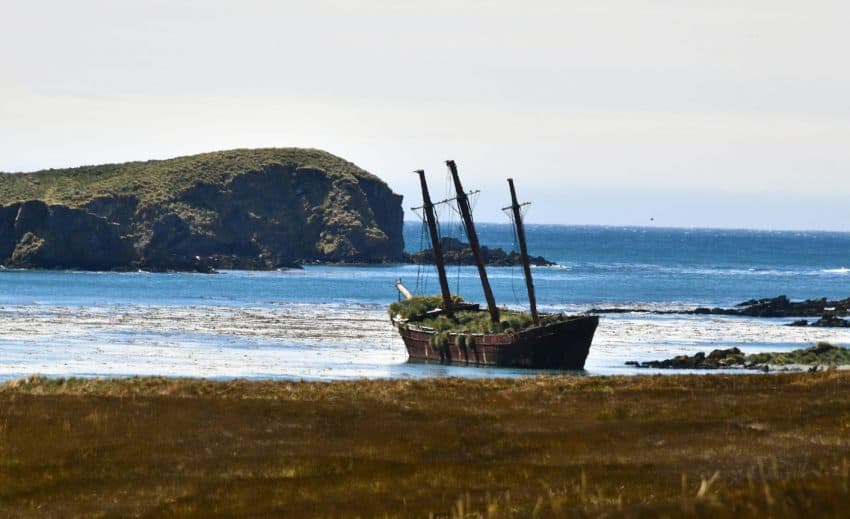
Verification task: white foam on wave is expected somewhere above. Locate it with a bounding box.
[822,267,850,274]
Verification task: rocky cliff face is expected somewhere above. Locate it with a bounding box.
[0,200,135,270]
[0,149,404,271]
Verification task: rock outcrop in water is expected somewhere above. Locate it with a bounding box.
[407,237,555,267]
[627,342,850,370]
[593,295,850,321]
[694,295,850,318]
[787,315,850,328]
[0,149,404,271]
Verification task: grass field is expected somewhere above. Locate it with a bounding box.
[2,373,849,517]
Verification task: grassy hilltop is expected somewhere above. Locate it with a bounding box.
[0,148,379,207]
[0,148,404,270]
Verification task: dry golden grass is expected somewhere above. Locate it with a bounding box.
[1,372,849,517]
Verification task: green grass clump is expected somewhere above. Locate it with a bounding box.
[388,294,465,320]
[391,295,573,333]
[416,308,561,334]
[746,341,850,366]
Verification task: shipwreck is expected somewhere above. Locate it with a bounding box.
[390,160,598,370]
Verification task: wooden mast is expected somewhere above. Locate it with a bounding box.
[507,178,539,326]
[446,160,499,323]
[415,169,454,312]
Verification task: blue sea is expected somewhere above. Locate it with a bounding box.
[2,223,849,381]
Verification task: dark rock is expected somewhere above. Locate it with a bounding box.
[788,319,809,327]
[810,315,850,328]
[720,295,850,318]
[589,308,652,314]
[408,236,556,267]
[631,347,746,369]
[595,295,850,319]
[0,201,134,270]
[630,342,850,370]
[707,347,742,360]
[812,342,838,355]
[84,195,139,234]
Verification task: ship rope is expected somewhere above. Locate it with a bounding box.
[442,169,464,297]
[411,208,430,297]
[504,204,530,308]
[504,208,521,306]
[461,190,486,298]
[420,213,431,295]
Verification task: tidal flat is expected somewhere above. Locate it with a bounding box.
[2,373,849,517]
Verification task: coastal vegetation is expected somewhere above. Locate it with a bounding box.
[2,373,850,516]
[0,148,404,270]
[747,341,850,366]
[632,342,850,370]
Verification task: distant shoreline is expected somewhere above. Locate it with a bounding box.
[407,220,850,235]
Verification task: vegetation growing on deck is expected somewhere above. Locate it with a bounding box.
[419,309,535,334]
[388,295,463,320]
[390,295,575,353]
[389,295,569,334]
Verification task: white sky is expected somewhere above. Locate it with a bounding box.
[1,1,848,230]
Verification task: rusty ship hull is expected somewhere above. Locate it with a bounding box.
[395,314,599,370]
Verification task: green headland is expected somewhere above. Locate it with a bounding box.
[0,148,404,270]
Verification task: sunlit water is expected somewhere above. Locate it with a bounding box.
[2,224,849,381]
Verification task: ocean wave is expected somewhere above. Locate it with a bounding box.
[531,263,572,270]
[534,262,850,279]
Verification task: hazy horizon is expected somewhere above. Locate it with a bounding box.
[2,1,848,231]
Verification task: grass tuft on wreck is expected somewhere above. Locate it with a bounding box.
[389,294,569,334]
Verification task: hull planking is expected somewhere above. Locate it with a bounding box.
[394,314,599,370]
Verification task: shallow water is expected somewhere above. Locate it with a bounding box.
[2,224,850,381]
